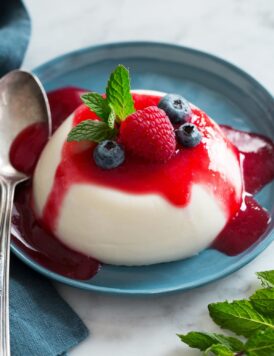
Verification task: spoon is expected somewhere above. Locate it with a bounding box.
[0,70,51,356]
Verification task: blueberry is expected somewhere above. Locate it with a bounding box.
[158,94,192,124]
[176,123,201,148]
[93,140,125,169]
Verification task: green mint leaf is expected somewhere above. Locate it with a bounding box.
[108,104,116,129]
[208,300,274,337]
[205,344,234,356]
[257,271,274,288]
[106,64,135,120]
[81,93,110,121]
[245,328,274,356]
[67,120,116,143]
[178,332,244,352]
[178,271,274,355]
[250,288,274,316]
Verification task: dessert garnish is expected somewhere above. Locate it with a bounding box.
[93,140,125,170]
[119,106,176,162]
[67,65,201,167]
[67,65,135,144]
[176,122,202,147]
[178,269,274,356]
[158,93,192,124]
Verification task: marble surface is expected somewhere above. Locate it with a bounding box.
[22,0,274,355]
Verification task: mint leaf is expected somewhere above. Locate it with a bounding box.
[257,271,274,288]
[178,332,244,351]
[208,300,274,337]
[67,120,116,143]
[245,328,274,356]
[106,64,135,120]
[108,104,116,129]
[68,65,134,143]
[81,93,110,121]
[178,271,274,355]
[250,288,274,316]
[205,344,234,356]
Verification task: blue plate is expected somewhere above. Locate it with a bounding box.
[11,42,274,295]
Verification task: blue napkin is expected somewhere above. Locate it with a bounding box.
[1,1,89,355]
[10,258,89,356]
[0,0,30,76]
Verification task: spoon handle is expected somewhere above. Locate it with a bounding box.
[0,179,16,356]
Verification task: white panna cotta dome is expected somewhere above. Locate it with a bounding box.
[33,90,243,266]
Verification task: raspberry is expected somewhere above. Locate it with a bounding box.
[119,106,176,162]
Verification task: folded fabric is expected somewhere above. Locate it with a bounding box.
[0,1,89,355]
[0,0,30,76]
[10,257,89,356]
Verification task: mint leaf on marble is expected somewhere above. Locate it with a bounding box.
[106,64,135,120]
[81,92,110,122]
[178,332,244,352]
[250,288,274,316]
[178,270,274,356]
[245,328,274,355]
[208,300,274,337]
[67,120,116,143]
[257,271,274,288]
[205,344,234,356]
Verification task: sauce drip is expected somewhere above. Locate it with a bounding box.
[11,87,100,280]
[213,194,270,255]
[9,122,48,175]
[12,183,100,279]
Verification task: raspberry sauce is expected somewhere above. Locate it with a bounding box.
[11,87,101,280]
[9,122,49,176]
[10,87,274,279]
[12,182,100,279]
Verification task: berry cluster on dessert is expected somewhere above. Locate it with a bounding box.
[10,65,274,277]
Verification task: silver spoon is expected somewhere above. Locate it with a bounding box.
[0,70,51,356]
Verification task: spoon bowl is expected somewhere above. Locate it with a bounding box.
[0,70,51,180]
[0,70,51,356]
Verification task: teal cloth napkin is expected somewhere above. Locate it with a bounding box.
[10,258,89,356]
[1,1,89,355]
[0,0,30,76]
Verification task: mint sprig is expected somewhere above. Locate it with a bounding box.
[67,64,135,143]
[206,344,234,356]
[178,332,244,352]
[245,328,274,355]
[209,300,274,337]
[81,93,110,122]
[257,271,274,288]
[67,120,117,143]
[106,64,135,121]
[178,270,274,356]
[250,288,274,316]
[107,104,116,129]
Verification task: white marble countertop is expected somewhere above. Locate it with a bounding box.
[22,0,274,355]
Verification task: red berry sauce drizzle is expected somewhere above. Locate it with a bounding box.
[11,88,101,280]
[10,87,274,280]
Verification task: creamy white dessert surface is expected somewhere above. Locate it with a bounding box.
[33,90,241,265]
[23,0,274,355]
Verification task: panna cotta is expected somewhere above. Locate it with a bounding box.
[32,85,243,265]
[9,65,273,279]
